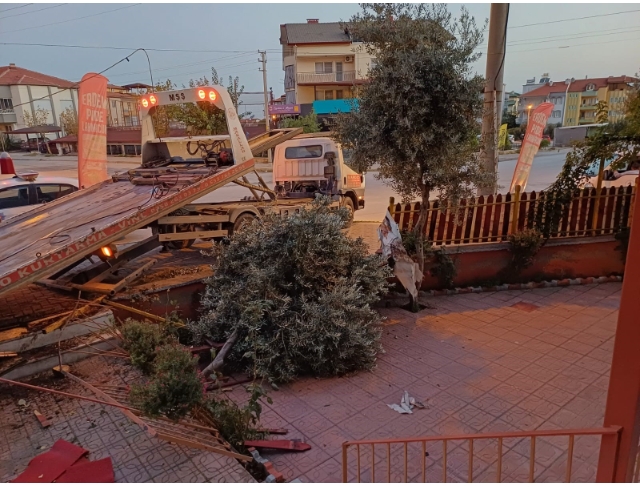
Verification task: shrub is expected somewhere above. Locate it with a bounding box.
[191,196,391,384]
[430,247,457,288]
[120,320,177,373]
[130,344,204,420]
[540,139,551,148]
[205,384,270,452]
[507,229,544,273]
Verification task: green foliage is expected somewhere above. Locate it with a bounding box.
[507,229,544,273]
[615,227,630,264]
[205,384,270,452]
[400,230,432,258]
[540,139,551,148]
[149,67,250,137]
[595,101,609,124]
[130,344,204,420]
[503,113,518,129]
[121,320,177,373]
[191,196,391,384]
[0,134,21,151]
[282,112,321,133]
[429,247,457,288]
[332,4,492,276]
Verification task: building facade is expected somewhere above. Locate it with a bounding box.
[279,19,374,122]
[0,64,143,146]
[518,76,636,127]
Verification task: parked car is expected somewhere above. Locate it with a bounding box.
[20,137,51,153]
[0,172,78,222]
[583,153,640,189]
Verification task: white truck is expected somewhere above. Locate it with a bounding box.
[140,93,366,248]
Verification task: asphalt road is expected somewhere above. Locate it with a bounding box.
[5,149,571,222]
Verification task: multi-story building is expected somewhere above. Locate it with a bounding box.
[279,19,375,123]
[518,75,636,127]
[0,64,78,137]
[503,91,520,117]
[0,64,144,135]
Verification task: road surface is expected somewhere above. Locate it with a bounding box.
[4,149,570,222]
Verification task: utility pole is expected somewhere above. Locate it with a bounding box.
[479,3,509,196]
[258,50,272,163]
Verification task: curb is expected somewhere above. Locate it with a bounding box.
[423,274,623,296]
[248,447,285,483]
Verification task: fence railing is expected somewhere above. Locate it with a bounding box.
[390,182,637,246]
[342,426,622,483]
[296,71,357,84]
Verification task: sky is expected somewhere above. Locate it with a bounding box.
[1,2,639,118]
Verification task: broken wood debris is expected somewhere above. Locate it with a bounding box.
[0,351,18,358]
[33,410,51,428]
[244,440,311,452]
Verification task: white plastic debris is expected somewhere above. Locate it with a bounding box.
[378,211,423,303]
[388,390,416,414]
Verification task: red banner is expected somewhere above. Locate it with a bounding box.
[510,102,554,193]
[78,73,108,189]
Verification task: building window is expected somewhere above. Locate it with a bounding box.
[324,90,334,100]
[335,90,344,100]
[315,62,332,74]
[285,65,295,90]
[0,98,13,111]
[370,58,378,69]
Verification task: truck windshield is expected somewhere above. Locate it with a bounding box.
[284,145,323,159]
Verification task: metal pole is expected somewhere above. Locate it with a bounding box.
[258,50,272,163]
[479,3,509,196]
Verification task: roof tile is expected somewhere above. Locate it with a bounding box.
[0,65,75,88]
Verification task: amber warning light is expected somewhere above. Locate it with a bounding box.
[141,98,149,108]
[149,95,157,105]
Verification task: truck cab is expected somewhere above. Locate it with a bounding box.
[273,134,365,220]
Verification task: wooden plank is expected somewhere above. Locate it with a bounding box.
[0,327,28,343]
[158,230,228,241]
[158,214,230,224]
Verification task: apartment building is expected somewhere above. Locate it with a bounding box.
[518,75,636,127]
[0,64,144,139]
[279,19,374,121]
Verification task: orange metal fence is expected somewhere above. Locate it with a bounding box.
[390,183,636,246]
[342,426,622,483]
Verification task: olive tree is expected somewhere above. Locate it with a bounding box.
[333,4,492,277]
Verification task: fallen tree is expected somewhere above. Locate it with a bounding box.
[190,196,391,384]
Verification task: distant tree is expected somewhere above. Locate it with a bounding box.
[332,4,492,299]
[59,107,78,136]
[502,112,517,129]
[23,107,52,153]
[283,112,321,133]
[595,100,609,124]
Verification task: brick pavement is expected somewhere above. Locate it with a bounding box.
[0,356,255,483]
[0,285,80,332]
[224,282,620,483]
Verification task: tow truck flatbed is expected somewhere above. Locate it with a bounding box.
[0,161,254,298]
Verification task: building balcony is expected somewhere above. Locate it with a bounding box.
[296,71,361,85]
[0,109,17,124]
[580,105,596,110]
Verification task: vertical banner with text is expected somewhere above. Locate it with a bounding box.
[498,123,508,150]
[78,73,108,189]
[509,102,554,193]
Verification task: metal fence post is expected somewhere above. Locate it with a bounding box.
[509,185,522,235]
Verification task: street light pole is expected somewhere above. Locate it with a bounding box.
[562,77,574,126]
[527,104,532,123]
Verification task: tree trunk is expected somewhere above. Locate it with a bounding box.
[410,182,430,312]
[201,329,238,378]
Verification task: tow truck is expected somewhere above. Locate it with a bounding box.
[0,85,365,298]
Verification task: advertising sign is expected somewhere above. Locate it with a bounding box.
[78,73,109,189]
[268,104,300,115]
[510,102,554,193]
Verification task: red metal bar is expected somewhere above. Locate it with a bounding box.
[529,436,536,482]
[497,437,503,483]
[469,439,474,482]
[597,177,640,482]
[443,439,447,483]
[342,444,348,482]
[566,435,574,482]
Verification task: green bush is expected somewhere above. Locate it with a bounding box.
[507,229,544,273]
[540,139,551,148]
[205,384,270,452]
[430,247,457,288]
[121,320,177,373]
[191,196,390,384]
[130,344,204,420]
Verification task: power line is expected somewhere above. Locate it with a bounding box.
[0,4,33,13]
[508,8,640,30]
[11,48,153,109]
[0,4,141,35]
[1,3,66,19]
[0,41,268,54]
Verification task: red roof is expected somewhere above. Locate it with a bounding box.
[0,64,75,88]
[523,76,636,98]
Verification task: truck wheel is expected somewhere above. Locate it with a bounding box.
[232,213,258,234]
[341,197,355,227]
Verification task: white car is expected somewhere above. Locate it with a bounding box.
[0,172,78,222]
[584,153,639,189]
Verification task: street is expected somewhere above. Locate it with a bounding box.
[5,148,571,222]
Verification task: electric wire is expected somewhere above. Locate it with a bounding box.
[0,3,66,19]
[0,4,33,13]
